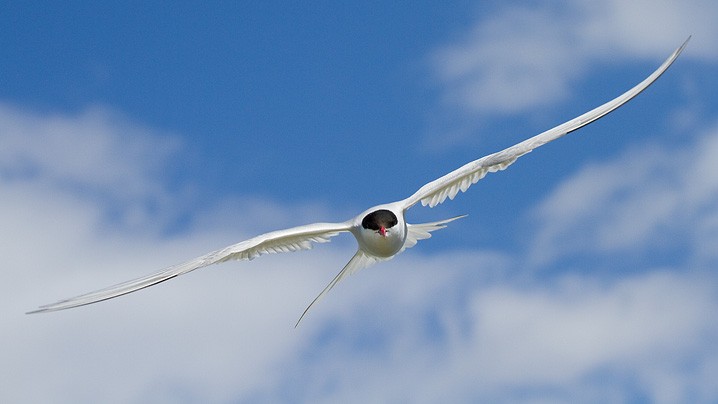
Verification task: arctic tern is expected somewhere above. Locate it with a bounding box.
[29,38,689,326]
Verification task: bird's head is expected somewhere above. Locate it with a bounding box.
[361,209,398,238]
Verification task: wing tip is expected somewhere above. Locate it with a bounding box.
[26,300,73,314]
[672,35,691,60]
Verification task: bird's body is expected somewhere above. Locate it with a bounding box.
[354,205,405,257]
[29,38,690,325]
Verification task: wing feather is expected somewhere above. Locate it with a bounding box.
[28,221,352,314]
[401,215,467,251]
[402,37,689,210]
[295,249,383,327]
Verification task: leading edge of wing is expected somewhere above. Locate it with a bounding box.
[27,221,353,314]
[401,36,690,210]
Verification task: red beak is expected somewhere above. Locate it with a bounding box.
[379,226,387,237]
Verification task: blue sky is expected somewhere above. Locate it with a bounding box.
[3,1,718,403]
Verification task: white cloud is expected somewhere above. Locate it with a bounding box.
[468,271,714,384]
[0,117,340,402]
[580,0,718,59]
[256,265,718,404]
[2,105,717,404]
[431,0,716,117]
[0,103,184,231]
[433,5,581,114]
[1,103,406,403]
[530,121,718,265]
[3,16,718,401]
[444,271,716,404]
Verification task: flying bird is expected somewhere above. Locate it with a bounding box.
[29,38,690,326]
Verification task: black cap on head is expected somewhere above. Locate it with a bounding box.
[361,209,398,231]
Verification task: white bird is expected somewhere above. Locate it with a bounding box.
[29,38,689,326]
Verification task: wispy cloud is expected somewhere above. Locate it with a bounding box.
[0,103,346,402]
[430,0,715,117]
[529,120,718,266]
[0,103,185,231]
[3,2,718,402]
[3,95,718,402]
[255,261,718,403]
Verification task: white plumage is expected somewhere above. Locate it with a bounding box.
[29,38,690,326]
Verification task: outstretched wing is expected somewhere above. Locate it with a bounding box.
[29,221,353,314]
[401,37,689,210]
